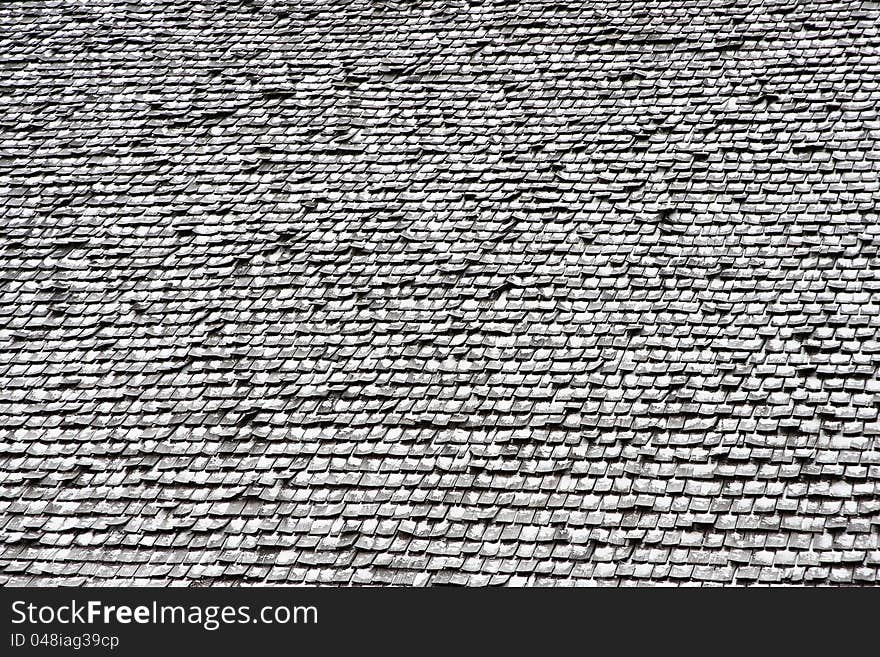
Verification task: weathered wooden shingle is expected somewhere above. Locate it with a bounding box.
[0,0,879,586]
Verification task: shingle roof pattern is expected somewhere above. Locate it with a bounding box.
[1,0,879,585]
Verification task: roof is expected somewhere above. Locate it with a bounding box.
[1,0,879,586]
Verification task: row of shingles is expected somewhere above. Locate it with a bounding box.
[2,420,878,585]
[0,426,804,584]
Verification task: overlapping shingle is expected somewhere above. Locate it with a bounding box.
[1,0,879,586]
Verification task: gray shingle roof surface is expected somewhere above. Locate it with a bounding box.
[2,0,880,585]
